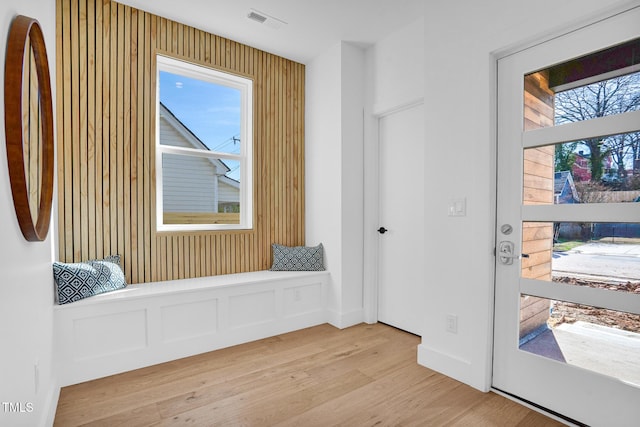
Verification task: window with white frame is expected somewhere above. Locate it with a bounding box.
[156,55,253,231]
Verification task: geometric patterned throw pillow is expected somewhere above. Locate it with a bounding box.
[270,243,325,271]
[53,255,127,304]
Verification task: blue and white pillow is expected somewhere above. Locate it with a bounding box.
[270,243,325,271]
[53,255,126,304]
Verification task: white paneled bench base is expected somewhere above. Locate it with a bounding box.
[54,270,329,386]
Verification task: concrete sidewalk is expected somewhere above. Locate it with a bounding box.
[521,321,640,387]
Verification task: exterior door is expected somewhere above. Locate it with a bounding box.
[493,6,640,426]
[378,103,424,335]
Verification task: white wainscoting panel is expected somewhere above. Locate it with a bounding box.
[54,271,329,386]
[283,283,324,317]
[73,309,147,360]
[161,297,218,343]
[229,290,276,329]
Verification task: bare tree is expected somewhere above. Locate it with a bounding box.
[555,72,640,182]
[630,132,640,174]
[607,132,640,182]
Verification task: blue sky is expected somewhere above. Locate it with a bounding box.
[159,71,241,155]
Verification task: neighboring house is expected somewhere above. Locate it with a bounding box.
[571,150,628,183]
[218,175,241,213]
[159,102,240,214]
[571,151,591,182]
[554,171,579,204]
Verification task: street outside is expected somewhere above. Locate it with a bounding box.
[552,242,640,283]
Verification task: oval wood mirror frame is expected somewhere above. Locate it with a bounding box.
[4,15,54,241]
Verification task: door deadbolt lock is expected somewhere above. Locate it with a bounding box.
[500,224,513,235]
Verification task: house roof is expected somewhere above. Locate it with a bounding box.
[159,102,231,175]
[219,175,240,189]
[554,171,571,194]
[554,170,579,202]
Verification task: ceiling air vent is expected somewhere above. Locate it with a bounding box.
[246,9,287,30]
[247,11,267,24]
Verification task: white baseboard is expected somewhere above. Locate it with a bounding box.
[417,343,476,389]
[41,379,60,427]
[327,307,364,329]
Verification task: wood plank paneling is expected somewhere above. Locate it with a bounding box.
[56,0,305,284]
[520,72,555,335]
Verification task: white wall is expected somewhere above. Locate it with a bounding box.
[0,2,58,426]
[306,42,365,328]
[418,0,635,392]
[306,43,342,323]
[339,43,365,325]
[305,17,426,328]
[370,17,424,115]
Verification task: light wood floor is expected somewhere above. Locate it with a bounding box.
[54,323,564,426]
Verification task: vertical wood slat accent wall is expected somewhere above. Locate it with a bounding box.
[56,0,305,284]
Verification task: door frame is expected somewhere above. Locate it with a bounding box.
[490,2,640,423]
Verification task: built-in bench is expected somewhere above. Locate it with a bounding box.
[54,270,330,386]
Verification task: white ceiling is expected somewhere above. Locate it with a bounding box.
[115,0,425,64]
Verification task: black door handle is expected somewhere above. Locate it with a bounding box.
[377,227,388,234]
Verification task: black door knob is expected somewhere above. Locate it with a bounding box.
[377,227,388,234]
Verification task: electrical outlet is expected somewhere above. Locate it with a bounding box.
[446,314,458,334]
[293,289,301,302]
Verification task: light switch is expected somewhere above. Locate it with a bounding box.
[448,197,466,217]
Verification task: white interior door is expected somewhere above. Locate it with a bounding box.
[378,103,424,335]
[493,7,640,426]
